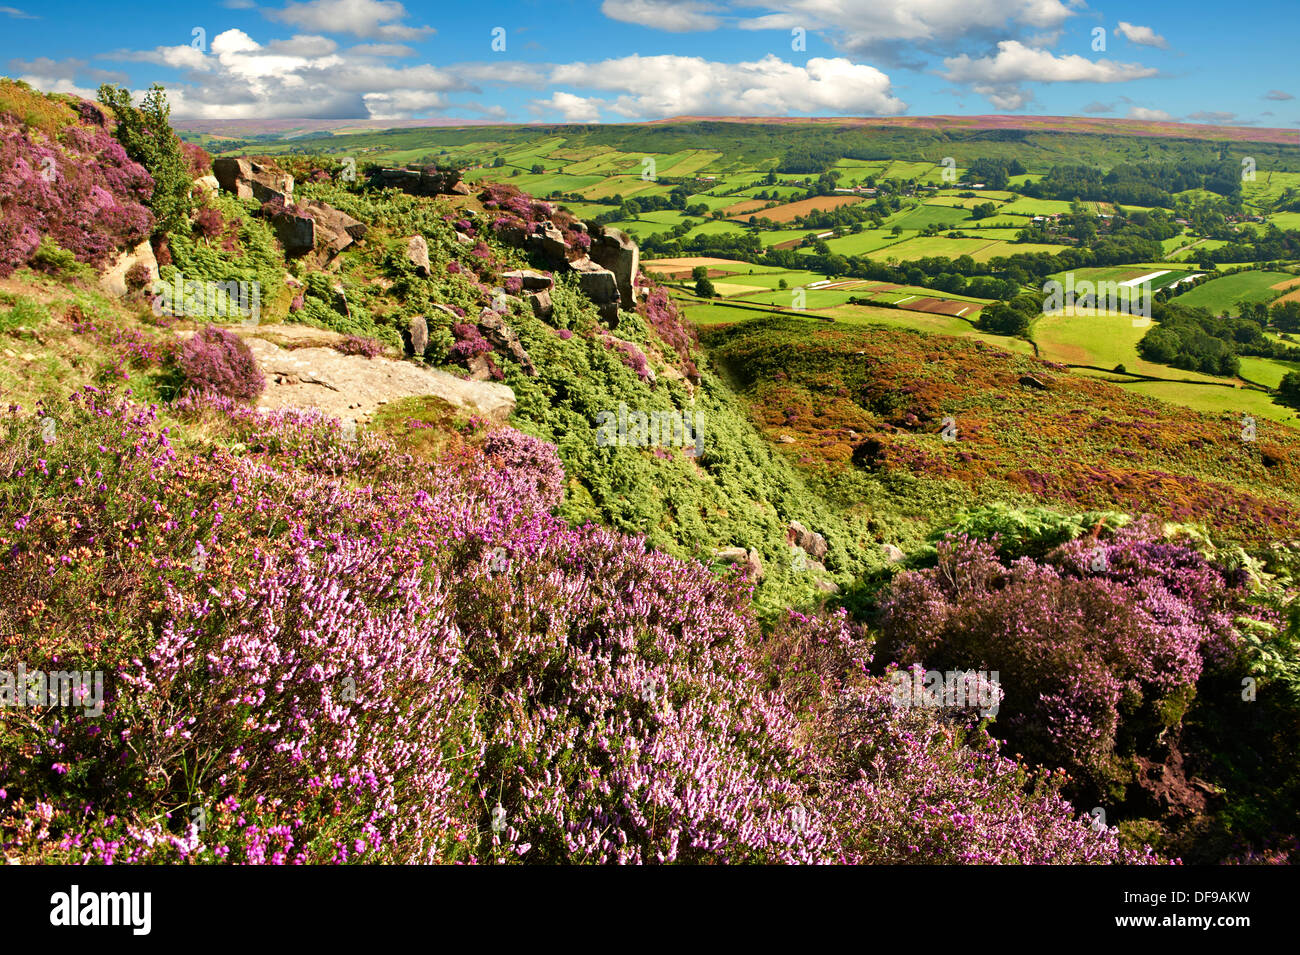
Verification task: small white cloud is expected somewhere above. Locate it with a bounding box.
[1127,106,1171,121]
[1186,110,1235,123]
[600,0,722,32]
[348,43,415,57]
[0,5,37,18]
[266,35,339,56]
[1115,22,1169,50]
[534,91,602,122]
[1082,101,1115,114]
[266,0,434,41]
[1264,89,1294,101]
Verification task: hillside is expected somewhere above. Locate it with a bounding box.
[2,80,1300,865]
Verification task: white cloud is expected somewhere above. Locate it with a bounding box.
[109,44,215,72]
[600,0,722,32]
[100,28,468,120]
[549,54,904,118]
[1082,100,1115,114]
[1115,22,1169,50]
[348,43,416,57]
[7,56,127,84]
[266,35,340,56]
[1186,110,1235,123]
[534,91,603,122]
[1264,89,1294,101]
[362,89,447,120]
[1127,106,1171,121]
[266,0,434,41]
[0,5,37,18]
[944,40,1158,109]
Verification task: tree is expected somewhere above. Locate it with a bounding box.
[778,278,788,290]
[891,224,903,236]
[976,301,1032,337]
[492,156,506,168]
[1279,371,1300,409]
[695,277,717,298]
[691,266,709,282]
[531,164,545,174]
[97,84,190,237]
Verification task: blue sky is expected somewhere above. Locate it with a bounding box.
[1,0,1296,127]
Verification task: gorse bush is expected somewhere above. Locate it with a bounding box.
[175,325,265,400]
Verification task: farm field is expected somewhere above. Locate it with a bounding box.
[728,195,863,222]
[1172,270,1297,311]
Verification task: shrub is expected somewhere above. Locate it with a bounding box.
[192,205,225,240]
[481,427,565,508]
[98,84,191,237]
[175,325,265,400]
[124,261,152,292]
[334,334,383,358]
[878,524,1254,796]
[180,141,212,179]
[0,111,154,276]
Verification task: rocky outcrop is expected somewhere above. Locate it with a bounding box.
[406,234,430,277]
[569,256,621,325]
[787,521,828,560]
[98,239,158,298]
[527,289,553,321]
[527,222,569,263]
[477,307,536,376]
[408,314,429,358]
[1019,374,1049,390]
[192,174,220,196]
[213,157,293,204]
[590,226,640,308]
[713,547,764,579]
[269,200,367,263]
[882,544,906,563]
[503,269,553,291]
[368,165,471,197]
[240,328,515,423]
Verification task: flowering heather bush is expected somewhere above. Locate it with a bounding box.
[0,114,154,276]
[175,325,265,401]
[191,204,225,239]
[813,678,1160,864]
[449,322,493,363]
[0,390,1153,864]
[334,334,384,358]
[638,284,700,383]
[878,523,1256,793]
[124,261,152,292]
[601,331,653,383]
[481,426,565,508]
[180,141,212,179]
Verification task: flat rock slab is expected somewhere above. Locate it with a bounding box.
[241,335,516,423]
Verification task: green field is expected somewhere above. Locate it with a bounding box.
[1173,270,1296,312]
